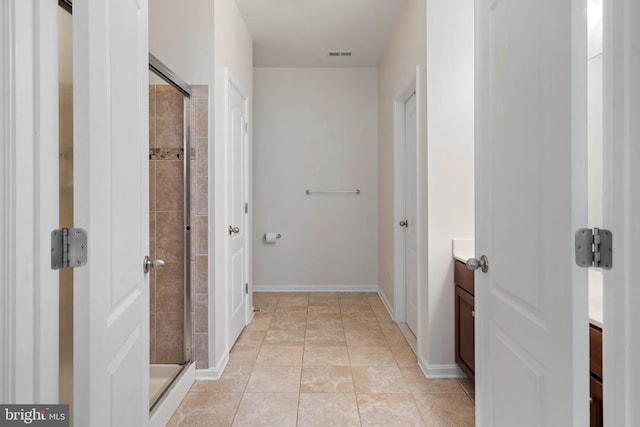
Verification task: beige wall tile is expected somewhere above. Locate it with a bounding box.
[194,333,208,369]
[194,98,208,138]
[155,312,184,363]
[156,85,184,148]
[193,256,208,294]
[156,211,184,263]
[156,160,184,212]
[192,176,208,215]
[192,215,208,255]
[194,137,208,177]
[149,85,156,148]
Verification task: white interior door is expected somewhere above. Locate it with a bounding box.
[403,93,418,334]
[73,1,149,425]
[604,0,640,424]
[475,0,588,425]
[226,78,248,348]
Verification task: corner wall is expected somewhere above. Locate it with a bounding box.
[213,0,253,368]
[377,0,427,340]
[425,0,475,368]
[252,68,379,290]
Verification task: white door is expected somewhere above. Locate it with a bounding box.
[604,0,640,424]
[403,93,418,334]
[73,1,149,425]
[226,79,248,347]
[475,0,588,425]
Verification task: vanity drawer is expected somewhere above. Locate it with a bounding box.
[454,260,475,296]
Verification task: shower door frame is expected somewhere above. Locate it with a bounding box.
[148,53,193,369]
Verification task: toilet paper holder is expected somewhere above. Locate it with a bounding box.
[263,233,282,242]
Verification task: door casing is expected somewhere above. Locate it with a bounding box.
[393,67,421,337]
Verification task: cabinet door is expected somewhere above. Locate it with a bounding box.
[455,286,475,379]
[590,376,603,427]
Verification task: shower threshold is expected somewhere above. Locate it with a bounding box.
[150,363,182,408]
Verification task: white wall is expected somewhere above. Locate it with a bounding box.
[377,0,427,350]
[149,0,214,85]
[213,0,253,367]
[425,0,475,369]
[253,68,378,290]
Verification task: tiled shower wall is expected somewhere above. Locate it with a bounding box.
[149,84,209,368]
[191,85,209,369]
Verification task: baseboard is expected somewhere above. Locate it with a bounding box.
[149,362,195,427]
[418,354,465,378]
[253,284,378,293]
[195,352,229,381]
[377,288,395,320]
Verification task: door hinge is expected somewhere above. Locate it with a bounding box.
[245,202,248,214]
[51,228,88,270]
[245,122,248,134]
[245,283,249,294]
[575,228,612,269]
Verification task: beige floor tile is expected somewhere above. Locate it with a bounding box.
[268,314,308,331]
[348,346,397,367]
[236,330,266,346]
[188,366,252,393]
[412,393,475,427]
[305,327,346,346]
[308,293,339,306]
[352,366,409,393]
[401,367,465,394]
[344,327,388,346]
[341,306,376,317]
[167,392,242,426]
[263,329,306,346]
[306,312,343,330]
[356,393,425,427]
[342,317,380,329]
[227,344,260,366]
[232,392,299,427]
[303,345,350,367]
[274,305,309,314]
[300,366,354,392]
[277,296,309,307]
[298,393,360,427]
[245,315,272,331]
[245,366,301,392]
[390,345,418,367]
[457,378,475,402]
[255,345,303,366]
[168,292,474,425]
[382,326,411,347]
[307,304,341,314]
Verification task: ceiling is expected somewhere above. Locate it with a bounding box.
[235,0,408,67]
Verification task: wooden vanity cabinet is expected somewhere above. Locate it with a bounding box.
[454,260,475,384]
[590,324,603,427]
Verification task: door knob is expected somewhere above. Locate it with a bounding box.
[399,220,409,228]
[228,226,240,235]
[466,255,489,273]
[143,256,165,273]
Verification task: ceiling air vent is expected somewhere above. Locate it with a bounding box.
[327,51,353,57]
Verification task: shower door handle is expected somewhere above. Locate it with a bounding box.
[143,256,165,273]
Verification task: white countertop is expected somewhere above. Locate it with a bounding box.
[452,239,474,264]
[451,239,603,328]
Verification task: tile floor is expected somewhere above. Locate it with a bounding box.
[168,292,475,426]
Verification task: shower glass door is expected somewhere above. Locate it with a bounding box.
[148,57,192,409]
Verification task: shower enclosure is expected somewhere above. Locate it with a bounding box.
[148,55,193,409]
[58,0,194,414]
